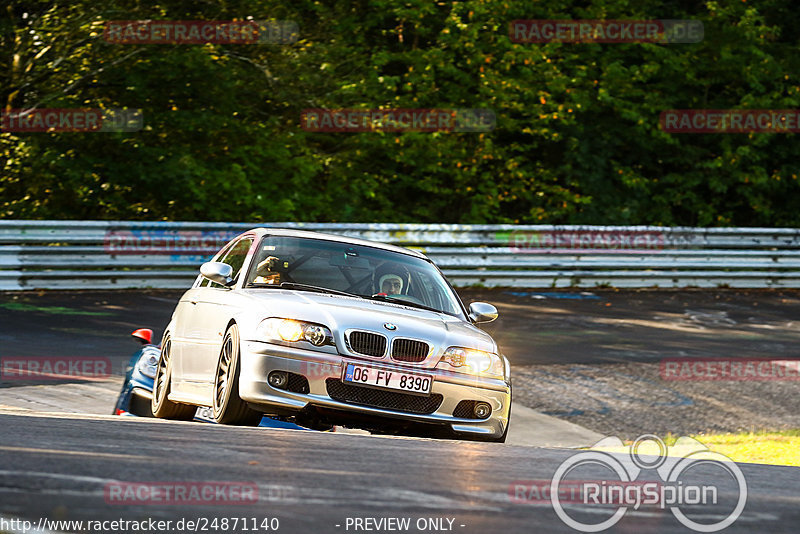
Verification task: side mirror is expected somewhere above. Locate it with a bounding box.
[200,262,234,287]
[469,302,498,323]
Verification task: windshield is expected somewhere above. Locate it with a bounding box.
[245,235,465,318]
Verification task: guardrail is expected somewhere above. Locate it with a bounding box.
[1,220,799,290]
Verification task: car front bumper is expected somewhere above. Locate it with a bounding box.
[239,340,511,439]
[114,372,155,417]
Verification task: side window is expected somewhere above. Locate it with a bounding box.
[206,238,253,289]
[221,238,253,281]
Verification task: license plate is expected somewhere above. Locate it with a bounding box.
[343,363,432,396]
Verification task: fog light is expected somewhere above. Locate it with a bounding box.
[268,371,288,389]
[474,402,491,419]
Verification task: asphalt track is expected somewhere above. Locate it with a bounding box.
[1,289,800,533]
[3,288,800,372]
[0,411,798,534]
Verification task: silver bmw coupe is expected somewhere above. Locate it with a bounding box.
[152,228,511,442]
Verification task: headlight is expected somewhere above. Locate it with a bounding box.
[135,348,159,379]
[436,346,504,379]
[258,318,333,347]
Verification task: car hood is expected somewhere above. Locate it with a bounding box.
[238,289,497,355]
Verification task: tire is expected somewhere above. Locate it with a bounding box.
[213,324,262,426]
[151,336,196,420]
[129,391,155,418]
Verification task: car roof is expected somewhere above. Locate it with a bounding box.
[244,227,429,260]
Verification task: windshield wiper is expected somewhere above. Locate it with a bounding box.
[249,281,361,298]
[368,294,444,314]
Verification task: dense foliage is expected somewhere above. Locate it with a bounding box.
[2,0,800,225]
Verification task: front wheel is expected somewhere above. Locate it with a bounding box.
[151,336,195,420]
[213,324,262,426]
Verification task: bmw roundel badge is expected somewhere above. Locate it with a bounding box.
[384,323,397,331]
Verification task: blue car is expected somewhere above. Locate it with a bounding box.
[113,329,158,417]
[114,328,311,431]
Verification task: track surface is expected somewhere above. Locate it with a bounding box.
[2,289,800,533]
[2,288,800,374]
[0,411,798,534]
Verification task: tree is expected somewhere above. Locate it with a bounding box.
[2,0,800,225]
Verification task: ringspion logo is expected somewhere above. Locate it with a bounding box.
[538,435,747,532]
[510,479,663,504]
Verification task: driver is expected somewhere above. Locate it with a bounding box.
[379,273,404,295]
[373,263,411,296]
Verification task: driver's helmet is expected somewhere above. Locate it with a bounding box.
[372,262,411,295]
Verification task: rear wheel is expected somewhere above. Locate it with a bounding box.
[213,324,262,425]
[151,336,196,420]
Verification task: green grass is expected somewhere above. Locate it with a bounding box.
[0,301,112,316]
[589,430,800,467]
[679,430,800,467]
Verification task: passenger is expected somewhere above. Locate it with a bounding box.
[252,256,282,284]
